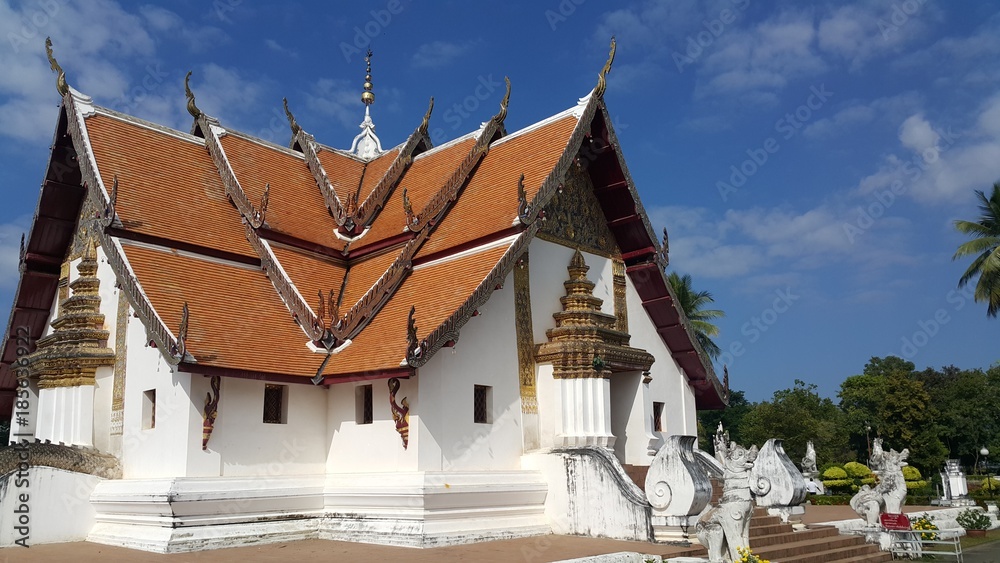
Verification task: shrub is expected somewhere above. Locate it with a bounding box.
[822,479,854,494]
[822,467,848,480]
[911,513,938,541]
[844,461,872,479]
[861,477,877,486]
[902,466,923,481]
[905,480,930,490]
[956,508,991,530]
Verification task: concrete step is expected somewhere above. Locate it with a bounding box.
[751,534,887,563]
[750,526,839,548]
[771,542,892,563]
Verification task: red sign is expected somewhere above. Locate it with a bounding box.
[880,513,912,531]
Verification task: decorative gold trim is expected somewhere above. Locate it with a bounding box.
[539,162,620,258]
[594,36,616,99]
[534,250,653,379]
[388,377,409,449]
[184,71,201,118]
[111,289,128,436]
[28,242,115,389]
[612,258,628,334]
[45,37,69,96]
[514,252,537,413]
[202,375,220,450]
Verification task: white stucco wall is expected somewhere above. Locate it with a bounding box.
[415,271,523,472]
[624,274,698,440]
[208,377,327,476]
[326,375,419,473]
[119,316,193,478]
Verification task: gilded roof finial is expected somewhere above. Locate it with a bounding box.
[494,77,511,124]
[45,37,69,96]
[350,49,383,158]
[184,71,202,118]
[362,49,375,106]
[420,97,434,134]
[594,36,616,99]
[283,97,300,136]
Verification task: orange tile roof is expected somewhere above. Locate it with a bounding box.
[85,113,254,258]
[268,244,347,313]
[315,146,365,202]
[120,241,322,377]
[357,147,400,205]
[352,138,476,250]
[220,133,345,251]
[319,242,512,376]
[339,247,404,309]
[417,116,578,258]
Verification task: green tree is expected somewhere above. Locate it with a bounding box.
[667,271,724,359]
[698,390,751,453]
[838,356,947,472]
[738,380,853,466]
[953,182,1000,317]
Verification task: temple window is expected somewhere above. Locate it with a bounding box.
[474,385,492,424]
[356,384,373,425]
[263,384,287,424]
[652,401,664,432]
[142,389,156,429]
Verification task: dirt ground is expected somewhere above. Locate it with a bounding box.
[1,505,996,563]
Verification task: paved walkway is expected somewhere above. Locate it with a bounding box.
[0,505,995,562]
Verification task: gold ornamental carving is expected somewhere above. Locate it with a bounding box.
[110,290,128,436]
[539,162,619,258]
[612,258,628,334]
[513,252,537,414]
[535,250,653,379]
[27,242,115,389]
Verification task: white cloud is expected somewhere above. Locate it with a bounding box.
[802,92,922,139]
[139,5,229,53]
[898,114,940,152]
[856,98,1000,203]
[264,38,297,58]
[411,40,475,70]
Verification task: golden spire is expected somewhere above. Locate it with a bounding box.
[595,36,616,99]
[361,49,375,106]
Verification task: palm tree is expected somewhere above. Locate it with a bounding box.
[954,182,1000,317]
[668,271,724,359]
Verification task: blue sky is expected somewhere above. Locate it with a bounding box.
[2,0,999,402]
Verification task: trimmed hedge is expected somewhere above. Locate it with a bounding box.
[902,466,923,481]
[844,461,872,479]
[822,467,848,480]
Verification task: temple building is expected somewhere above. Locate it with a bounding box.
[0,39,726,552]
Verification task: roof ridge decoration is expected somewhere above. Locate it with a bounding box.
[170,302,190,361]
[284,98,349,229]
[408,77,511,233]
[350,97,435,234]
[184,71,201,118]
[100,175,119,228]
[594,36,616,99]
[248,183,269,229]
[350,49,383,159]
[45,37,69,96]
[242,222,325,341]
[57,71,190,366]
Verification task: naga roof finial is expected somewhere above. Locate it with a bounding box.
[283,97,300,136]
[595,36,616,99]
[494,77,511,124]
[420,97,434,134]
[184,71,202,119]
[45,37,69,96]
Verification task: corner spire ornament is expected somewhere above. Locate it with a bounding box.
[45,37,69,96]
[283,97,300,137]
[594,36,616,99]
[184,71,202,118]
[350,49,383,158]
[420,97,434,134]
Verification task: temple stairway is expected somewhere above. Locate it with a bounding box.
[621,466,892,562]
